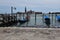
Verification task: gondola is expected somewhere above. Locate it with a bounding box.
[44,16,50,27]
[56,16,60,22]
[18,19,28,24]
[18,16,30,24]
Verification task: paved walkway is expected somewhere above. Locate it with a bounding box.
[0,27,60,40]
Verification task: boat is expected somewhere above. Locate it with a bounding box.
[18,16,30,24]
[44,16,50,27]
[56,16,60,22]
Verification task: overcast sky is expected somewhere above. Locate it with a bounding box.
[0,0,60,13]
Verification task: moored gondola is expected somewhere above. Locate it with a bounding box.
[44,16,50,28]
[56,16,60,22]
[18,16,30,24]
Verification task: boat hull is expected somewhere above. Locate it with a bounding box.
[18,19,29,24]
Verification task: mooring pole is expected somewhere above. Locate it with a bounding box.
[49,12,51,27]
[25,6,28,26]
[52,13,53,26]
[55,14,56,26]
[42,13,44,26]
[35,13,36,25]
[23,13,24,19]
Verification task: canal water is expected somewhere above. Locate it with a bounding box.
[13,14,60,27]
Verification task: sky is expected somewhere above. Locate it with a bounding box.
[0,0,60,13]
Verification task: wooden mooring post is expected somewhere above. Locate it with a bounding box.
[35,13,36,25]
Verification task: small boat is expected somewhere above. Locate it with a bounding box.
[18,16,30,24]
[56,16,60,22]
[44,16,50,27]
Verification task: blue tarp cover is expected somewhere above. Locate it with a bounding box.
[44,16,49,18]
[56,16,60,19]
